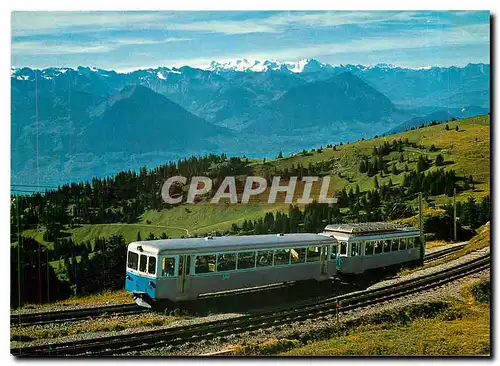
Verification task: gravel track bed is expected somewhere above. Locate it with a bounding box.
[425,242,467,255]
[10,311,245,350]
[10,300,135,316]
[12,312,155,334]
[146,268,490,356]
[368,246,489,290]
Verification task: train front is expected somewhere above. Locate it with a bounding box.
[125,242,158,308]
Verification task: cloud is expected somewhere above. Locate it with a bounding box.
[156,22,489,69]
[12,37,190,55]
[164,11,422,35]
[168,19,279,34]
[265,11,419,28]
[11,11,170,36]
[11,11,428,37]
[12,41,113,55]
[11,11,489,69]
[112,37,190,45]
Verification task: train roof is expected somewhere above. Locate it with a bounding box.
[324,222,418,235]
[128,233,337,255]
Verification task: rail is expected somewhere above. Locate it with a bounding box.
[11,253,489,356]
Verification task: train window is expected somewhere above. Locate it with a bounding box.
[391,239,399,251]
[162,257,176,277]
[291,248,306,263]
[127,252,139,270]
[256,250,273,267]
[351,243,361,257]
[329,246,337,260]
[383,240,391,253]
[148,256,156,275]
[306,247,321,262]
[339,242,347,256]
[195,254,216,274]
[217,253,237,271]
[407,238,414,248]
[238,252,256,269]
[139,254,147,272]
[399,238,407,250]
[365,242,374,255]
[275,249,291,265]
[374,241,382,254]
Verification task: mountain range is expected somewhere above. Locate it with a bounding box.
[11,59,490,186]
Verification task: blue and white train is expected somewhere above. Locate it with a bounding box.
[125,222,421,307]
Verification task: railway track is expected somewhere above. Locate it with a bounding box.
[10,303,147,327]
[11,252,489,356]
[9,243,465,329]
[424,243,467,262]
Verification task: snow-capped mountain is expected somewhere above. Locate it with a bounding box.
[11,59,490,186]
[208,58,333,73]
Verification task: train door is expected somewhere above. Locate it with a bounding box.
[177,255,191,295]
[320,246,328,276]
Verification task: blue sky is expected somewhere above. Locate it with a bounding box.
[11,11,490,71]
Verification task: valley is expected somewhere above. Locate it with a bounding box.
[11,60,490,186]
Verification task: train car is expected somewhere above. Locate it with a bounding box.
[125,233,338,307]
[321,222,421,275]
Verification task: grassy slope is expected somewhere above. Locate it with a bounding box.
[399,221,490,276]
[256,114,490,205]
[67,203,284,243]
[282,302,490,356]
[20,115,490,245]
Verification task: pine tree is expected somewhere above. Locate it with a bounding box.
[359,160,367,173]
[391,164,398,175]
[435,154,445,167]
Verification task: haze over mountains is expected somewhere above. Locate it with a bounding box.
[11,59,490,186]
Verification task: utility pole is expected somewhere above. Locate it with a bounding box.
[38,241,42,304]
[46,247,50,303]
[16,197,22,313]
[418,192,424,264]
[453,188,457,242]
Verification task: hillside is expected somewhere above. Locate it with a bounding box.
[85,85,229,153]
[19,114,490,247]
[13,113,490,308]
[254,114,490,205]
[245,72,403,135]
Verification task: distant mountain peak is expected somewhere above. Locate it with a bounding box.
[207,58,332,74]
[11,62,491,81]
